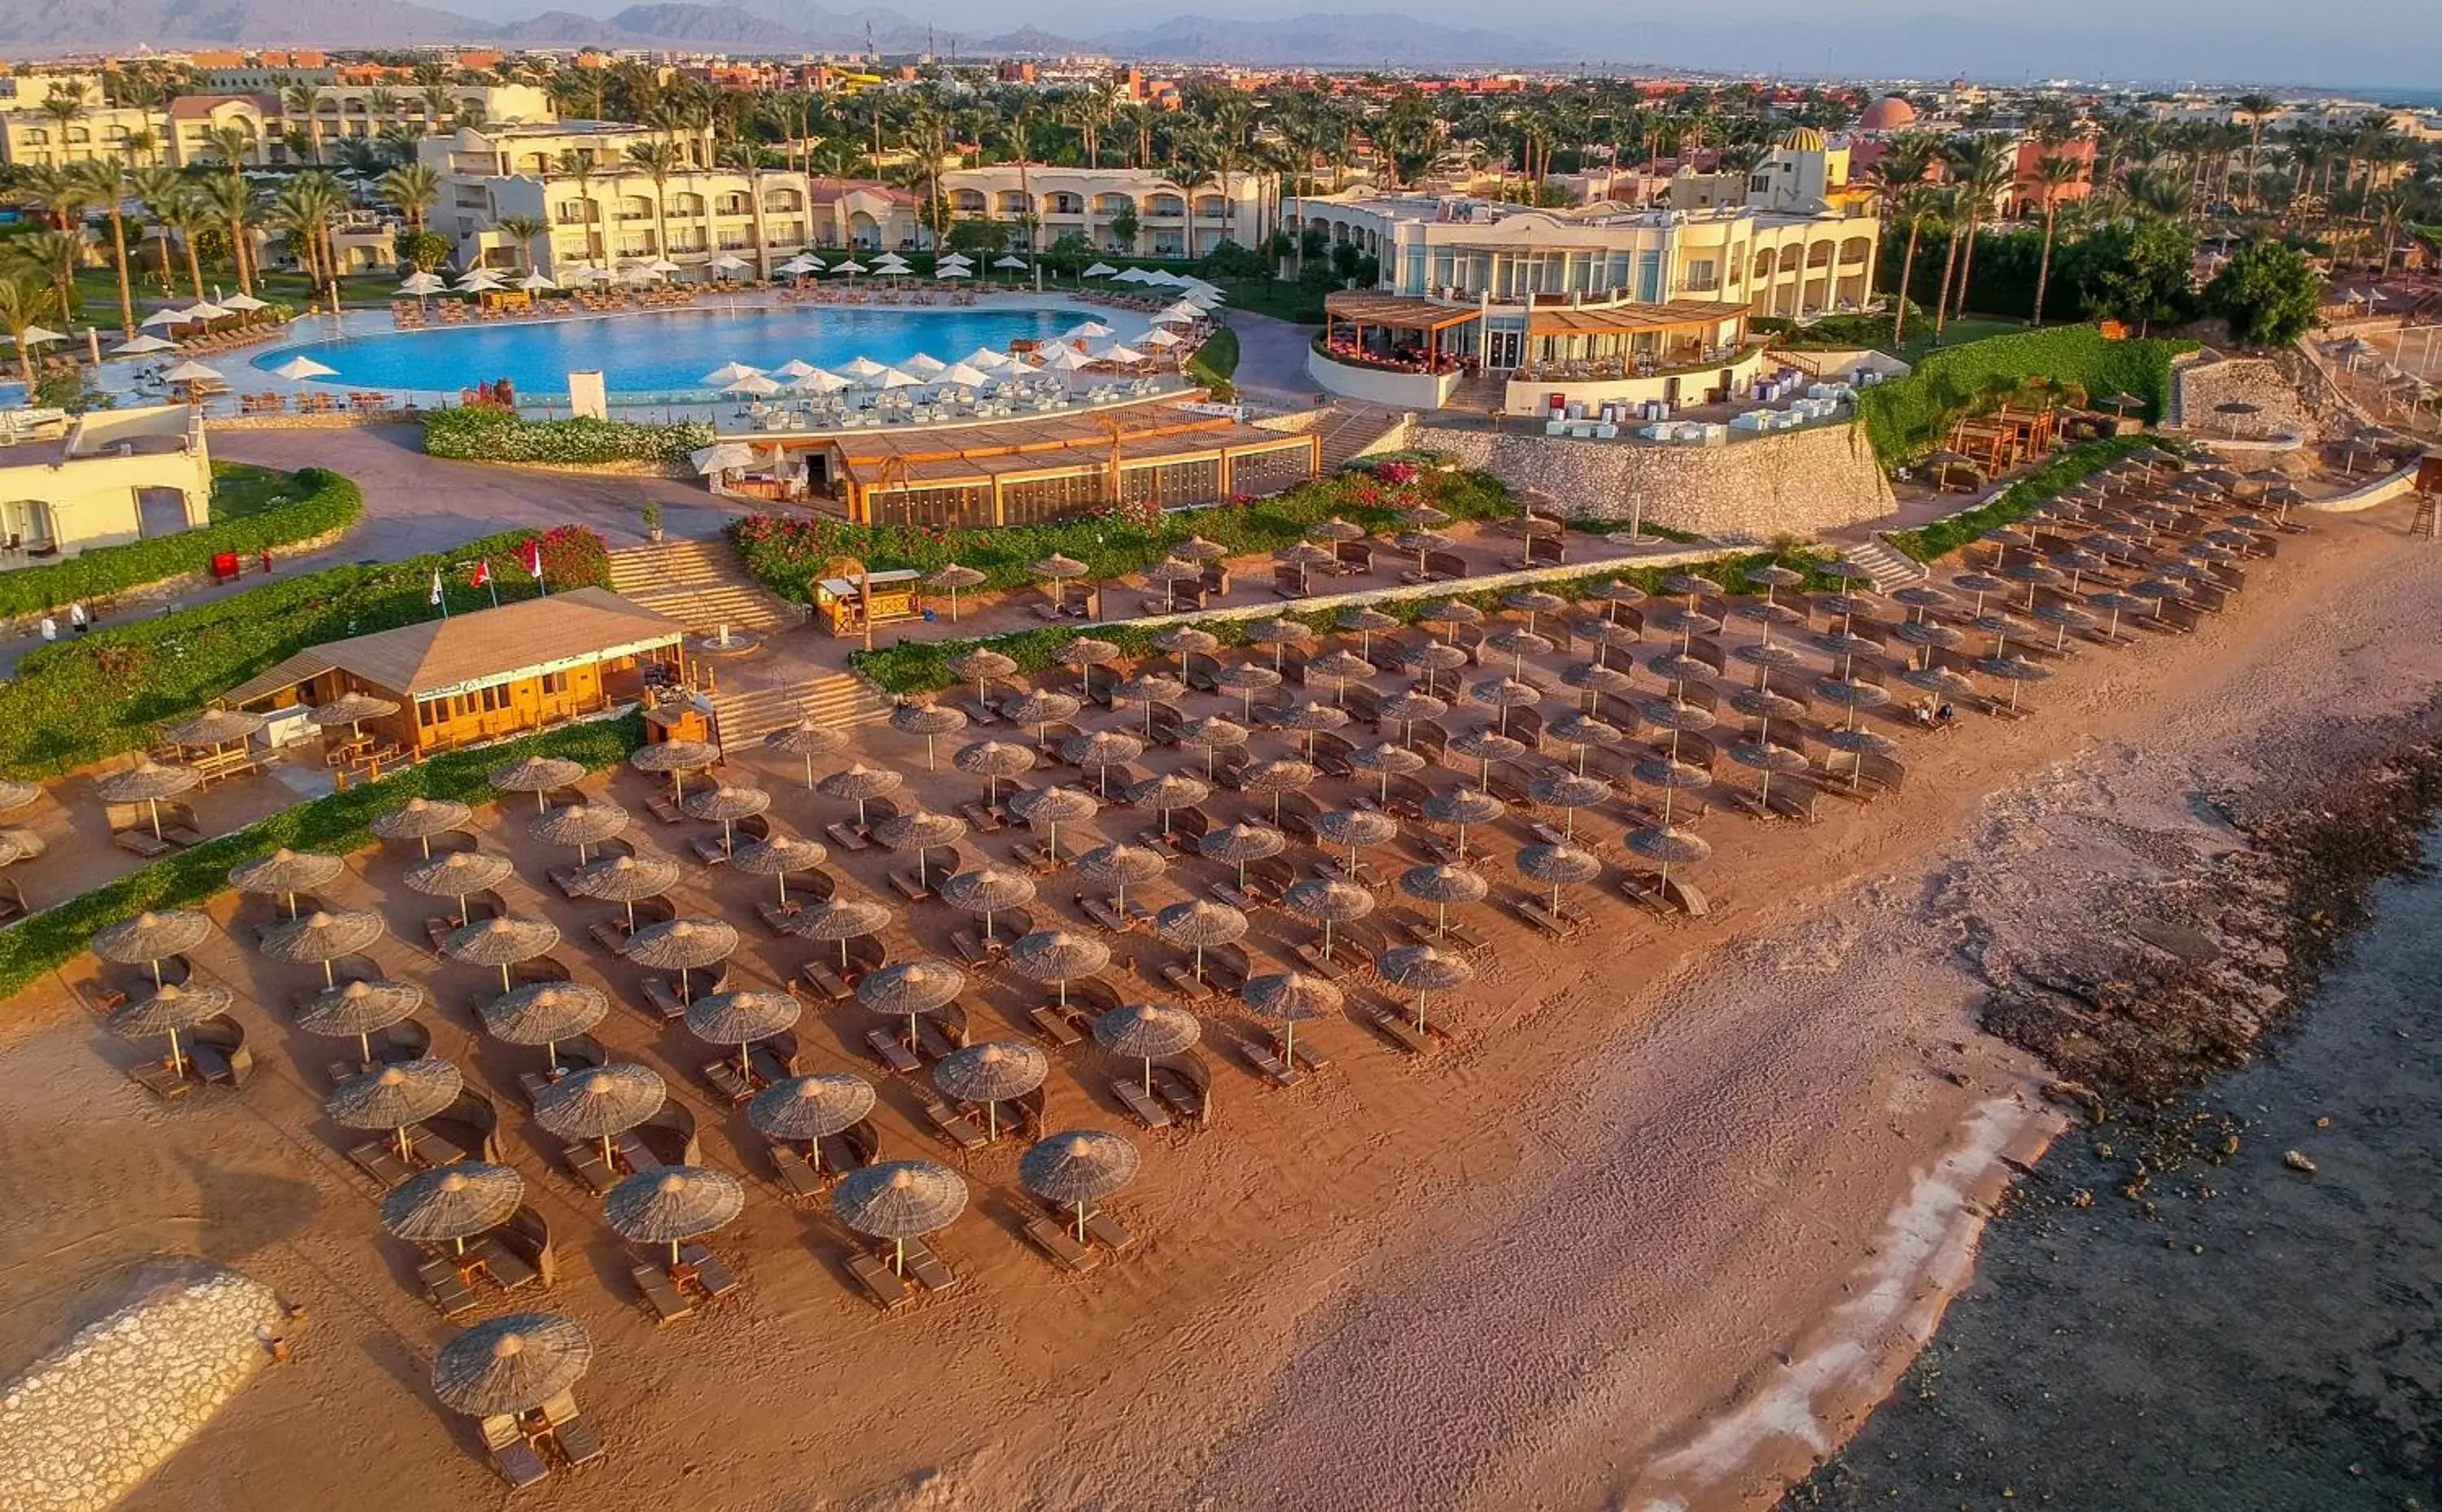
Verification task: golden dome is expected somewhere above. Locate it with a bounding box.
[1779,126,1828,153]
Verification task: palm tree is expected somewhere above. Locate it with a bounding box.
[1941,133,2015,324]
[15,164,84,229]
[379,162,440,229]
[624,140,684,263]
[127,164,186,295]
[2028,154,2084,328]
[197,173,258,295]
[270,172,348,301]
[496,214,550,272]
[2124,164,2195,221]
[554,148,602,264]
[1161,155,1216,260]
[14,228,86,329]
[202,123,255,175]
[0,272,59,394]
[1864,133,1937,344]
[70,157,136,337]
[2233,93,2278,207]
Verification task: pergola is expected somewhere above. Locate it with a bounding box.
[1523,299,1750,369]
[1322,291,1482,369]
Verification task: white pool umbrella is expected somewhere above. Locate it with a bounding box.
[873,252,910,267]
[622,264,659,286]
[138,308,188,328]
[700,361,767,388]
[779,256,821,273]
[397,271,447,295]
[113,334,177,355]
[936,361,993,386]
[519,270,558,291]
[182,301,231,321]
[647,258,682,274]
[163,360,224,383]
[867,366,921,390]
[838,356,888,380]
[455,270,502,290]
[993,255,1028,270]
[829,259,868,275]
[1144,327,1184,348]
[1140,269,1184,286]
[11,326,67,347]
[728,373,784,396]
[1039,345,1092,371]
[1083,262,1118,277]
[271,355,338,380]
[708,253,749,273]
[1065,320,1114,340]
[793,368,851,393]
[772,359,820,379]
[961,347,1010,370]
[936,264,972,279]
[1098,343,1148,364]
[901,353,947,378]
[1113,267,1151,283]
[219,292,269,312]
[1154,301,1202,322]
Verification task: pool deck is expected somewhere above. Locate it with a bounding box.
[93,286,1172,422]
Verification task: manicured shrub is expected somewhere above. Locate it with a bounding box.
[420,408,711,467]
[1856,325,2193,467]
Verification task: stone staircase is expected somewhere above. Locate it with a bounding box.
[709,671,893,752]
[1840,537,1931,592]
[1312,404,1413,474]
[606,539,803,635]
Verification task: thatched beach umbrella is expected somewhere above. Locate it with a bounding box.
[1449,728,1528,784]
[1199,820,1286,890]
[1143,557,1205,614]
[624,918,738,1002]
[108,981,231,1078]
[373,796,471,858]
[1009,929,1111,1010]
[1093,999,1201,1095]
[328,1056,462,1161]
[1276,541,1337,595]
[1242,972,1340,1072]
[1424,785,1505,856]
[1238,757,1318,825]
[834,1160,969,1275]
[857,959,967,1047]
[227,847,344,920]
[403,850,516,924]
[1056,636,1123,698]
[567,852,682,930]
[944,650,1021,722]
[1980,653,2054,714]
[431,1313,593,1419]
[1175,714,1249,778]
[1008,784,1096,864]
[788,896,895,970]
[533,1062,665,1166]
[95,759,201,841]
[164,707,266,750]
[1283,875,1375,956]
[1215,662,1284,718]
[1074,842,1168,916]
[1342,742,1422,805]
[873,808,968,889]
[383,1161,523,1252]
[1302,649,1376,707]
[1516,841,1602,916]
[686,990,802,1078]
[1337,605,1400,658]
[1626,823,1712,899]
[954,739,1037,811]
[444,915,562,993]
[1154,897,1246,982]
[731,834,829,907]
[260,908,387,989]
[1062,730,1145,798]
[0,778,37,815]
[1630,754,1711,826]
[1417,599,1482,642]
[531,799,628,860]
[1311,808,1398,884]
[1172,535,1229,563]
[605,1165,746,1269]
[750,1073,876,1169]
[765,720,848,789]
[816,763,904,829]
[1272,699,1351,760]
[308,691,401,740]
[1399,862,1487,938]
[934,1040,1048,1138]
[92,907,212,986]
[1123,772,1210,838]
[488,755,584,814]
[1376,944,1471,1034]
[1021,1130,1141,1243]
[479,981,608,1068]
[680,784,772,851]
[1377,689,1450,747]
[1726,740,1810,811]
[1007,689,1086,744]
[297,977,426,1064]
[1244,615,1317,672]
[1528,771,1611,840]
[889,702,968,771]
[927,562,988,622]
[938,865,1037,941]
[1560,661,1639,708]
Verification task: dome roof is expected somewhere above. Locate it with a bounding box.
[1859,96,1918,131]
[1779,126,1828,152]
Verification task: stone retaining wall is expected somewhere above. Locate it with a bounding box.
[0,1257,297,1512]
[1413,419,1894,538]
[2173,355,2309,441]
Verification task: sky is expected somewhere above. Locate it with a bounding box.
[764,0,2442,92]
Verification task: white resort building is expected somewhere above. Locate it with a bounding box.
[939,165,1269,258]
[1289,131,1882,416]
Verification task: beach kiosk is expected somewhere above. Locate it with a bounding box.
[814,570,924,638]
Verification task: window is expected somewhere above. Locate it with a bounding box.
[541,671,571,695]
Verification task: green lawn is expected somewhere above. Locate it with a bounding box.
[1186,326,1240,397]
[68,265,409,317]
[1894,317,2026,363]
[207,462,296,522]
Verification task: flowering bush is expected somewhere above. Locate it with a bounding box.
[421,408,713,468]
[535,523,611,591]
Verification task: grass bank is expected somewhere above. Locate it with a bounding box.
[1856,325,2193,469]
[0,713,640,1001]
[1888,435,2156,562]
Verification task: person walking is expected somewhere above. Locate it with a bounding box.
[38,614,57,642]
[68,601,88,634]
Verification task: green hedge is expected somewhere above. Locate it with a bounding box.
[0,466,363,621]
[1888,435,2155,562]
[730,468,1516,603]
[1858,326,2194,468]
[0,521,613,780]
[0,713,640,1001]
[1187,327,1240,400]
[850,545,1845,695]
[421,408,712,468]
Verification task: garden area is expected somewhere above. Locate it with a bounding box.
[0,463,364,623]
[848,543,1852,697]
[1887,434,2158,562]
[0,511,611,780]
[1853,324,2194,469]
[730,458,1508,605]
[419,408,712,468]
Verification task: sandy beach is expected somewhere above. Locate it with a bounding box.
[1,480,2435,1512]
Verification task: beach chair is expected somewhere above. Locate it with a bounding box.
[347,1139,416,1187]
[771,1143,826,1198]
[1111,1077,1172,1129]
[903,1238,960,1294]
[864,1027,921,1074]
[922,1095,991,1152]
[540,1393,605,1469]
[701,1059,755,1106]
[847,1250,912,1311]
[1085,1209,1137,1252]
[631,1262,694,1323]
[681,1243,742,1299]
[418,1256,479,1318]
[1024,1217,1102,1272]
[1028,1003,1087,1047]
[564,1142,618,1195]
[1367,1003,1433,1055]
[480,1415,550,1488]
[1238,1036,1302,1088]
[474,1236,540,1292]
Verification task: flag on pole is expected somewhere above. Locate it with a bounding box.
[473,557,498,608]
[522,536,547,594]
[430,569,449,618]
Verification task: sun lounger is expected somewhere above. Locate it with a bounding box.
[77,979,130,1015]
[640,977,688,1020]
[1112,1077,1173,1128]
[681,1243,742,1299]
[1368,1004,1433,1055]
[480,1415,551,1488]
[771,1143,826,1198]
[1085,1209,1137,1252]
[549,1409,605,1469]
[887,868,936,902]
[702,1058,755,1106]
[1210,880,1263,913]
[644,794,683,824]
[755,899,804,934]
[912,1018,961,1062]
[794,958,851,1001]
[615,1131,662,1173]
[1152,1067,1204,1120]
[903,1238,960,1294]
[161,818,206,847]
[473,1235,540,1291]
[632,1262,694,1322]
[565,1141,618,1194]
[1079,894,1133,933]
[1159,963,1214,1001]
[348,1138,416,1186]
[950,928,998,966]
[1274,1031,1330,1076]
[419,1256,479,1318]
[547,863,588,898]
[922,1095,991,1151]
[411,1126,466,1168]
[1290,939,1348,980]
[1028,1003,1087,1047]
[689,832,733,866]
[113,829,173,859]
[1511,895,1574,937]
[1025,1217,1102,1272]
[957,801,1005,833]
[824,821,873,851]
[864,1027,921,1074]
[587,920,632,955]
[1012,841,1066,872]
[847,1249,912,1310]
[1240,1038,1302,1087]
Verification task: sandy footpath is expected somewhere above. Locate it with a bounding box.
[0,491,2435,1512]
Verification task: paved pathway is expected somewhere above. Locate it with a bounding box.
[1228,310,1326,410]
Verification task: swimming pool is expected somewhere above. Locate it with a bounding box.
[252,304,1098,399]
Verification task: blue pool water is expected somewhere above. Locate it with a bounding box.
[252,304,1096,398]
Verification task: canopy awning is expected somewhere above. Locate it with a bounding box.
[1322,291,1482,332]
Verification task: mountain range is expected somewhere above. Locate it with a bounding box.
[0,0,1573,64]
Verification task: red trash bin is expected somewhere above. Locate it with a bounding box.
[211,551,241,584]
